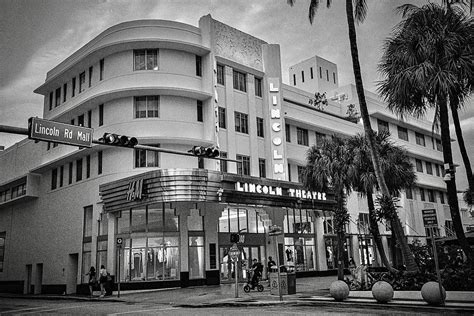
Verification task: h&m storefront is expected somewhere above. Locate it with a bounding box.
[98,169,335,290]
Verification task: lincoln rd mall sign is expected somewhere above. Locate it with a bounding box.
[28,117,93,148]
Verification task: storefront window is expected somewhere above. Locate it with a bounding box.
[96,240,107,272]
[98,212,108,236]
[283,209,315,272]
[218,208,265,233]
[131,208,146,233]
[189,236,204,279]
[81,242,91,283]
[325,236,351,269]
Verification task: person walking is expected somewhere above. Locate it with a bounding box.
[85,266,97,297]
[99,265,107,298]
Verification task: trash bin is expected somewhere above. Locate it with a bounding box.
[269,272,296,295]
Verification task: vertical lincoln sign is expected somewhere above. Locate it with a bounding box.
[268,79,285,180]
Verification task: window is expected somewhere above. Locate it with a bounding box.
[217,64,225,85]
[236,155,250,176]
[88,66,93,87]
[72,77,76,97]
[233,70,246,92]
[310,67,314,79]
[416,159,423,172]
[397,126,408,141]
[326,69,329,81]
[134,49,158,70]
[377,119,389,133]
[333,72,336,84]
[87,110,92,128]
[420,188,425,201]
[285,124,291,142]
[188,236,205,279]
[197,100,203,122]
[293,74,296,86]
[426,162,433,175]
[256,117,264,137]
[99,59,104,81]
[134,96,159,118]
[234,111,248,134]
[428,189,435,202]
[255,77,262,97]
[316,132,326,147]
[51,168,58,190]
[98,151,103,175]
[76,159,83,181]
[78,114,84,127]
[415,159,423,172]
[49,92,53,110]
[0,189,10,202]
[301,70,305,83]
[435,164,440,177]
[218,107,226,129]
[297,127,309,146]
[220,151,227,173]
[197,157,205,169]
[195,55,202,77]
[445,220,455,236]
[259,158,266,178]
[0,232,5,272]
[11,183,26,199]
[439,191,445,204]
[288,163,292,181]
[55,87,61,107]
[68,162,73,185]
[59,166,64,187]
[81,206,93,283]
[406,188,413,199]
[297,165,305,183]
[99,104,104,126]
[79,71,85,93]
[86,155,91,179]
[135,144,160,168]
[435,139,442,151]
[415,132,426,146]
[63,83,67,102]
[319,67,322,78]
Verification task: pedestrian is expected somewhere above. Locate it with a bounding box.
[85,266,97,297]
[99,265,107,298]
[267,256,276,273]
[250,259,263,289]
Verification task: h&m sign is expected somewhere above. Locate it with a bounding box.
[126,179,144,201]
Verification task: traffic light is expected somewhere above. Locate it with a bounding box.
[230,233,240,243]
[101,133,138,148]
[188,146,219,158]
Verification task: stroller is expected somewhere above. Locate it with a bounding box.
[243,269,264,292]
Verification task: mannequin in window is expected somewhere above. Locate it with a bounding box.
[285,248,293,262]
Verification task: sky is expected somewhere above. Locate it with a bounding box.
[0,0,472,191]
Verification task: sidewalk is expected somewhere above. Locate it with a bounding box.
[1,276,473,313]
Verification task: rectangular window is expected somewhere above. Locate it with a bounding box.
[316,132,326,147]
[293,74,296,86]
[83,206,93,238]
[259,158,266,178]
[11,183,26,199]
[397,126,408,141]
[88,66,93,87]
[217,64,225,85]
[59,165,64,187]
[100,58,104,81]
[256,117,264,137]
[333,72,336,84]
[406,188,413,199]
[78,114,84,127]
[236,155,250,176]
[76,159,83,182]
[297,127,309,146]
[99,104,104,126]
[68,162,73,185]
[233,70,246,92]
[55,87,61,107]
[319,67,322,78]
[286,124,291,142]
[87,110,92,128]
[377,119,389,133]
[0,232,5,272]
[134,96,159,118]
[415,132,426,146]
[72,77,76,97]
[297,165,305,183]
[255,77,262,97]
[326,69,329,81]
[288,163,292,181]
[435,164,440,177]
[220,151,228,173]
[439,191,445,204]
[79,71,85,93]
[71,118,75,125]
[98,151,103,175]
[420,188,425,201]
[195,55,202,77]
[51,168,57,190]
[135,144,160,168]
[436,139,442,151]
[310,67,313,79]
[134,49,158,70]
[416,159,423,172]
[86,155,91,179]
[209,243,217,270]
[218,107,226,129]
[197,100,203,122]
[49,92,53,110]
[426,161,433,175]
[63,83,67,102]
[427,189,435,202]
[189,236,205,279]
[301,70,305,83]
[234,111,248,134]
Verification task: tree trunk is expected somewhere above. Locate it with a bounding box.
[450,96,474,204]
[367,193,397,273]
[345,0,418,273]
[337,230,346,280]
[439,96,474,264]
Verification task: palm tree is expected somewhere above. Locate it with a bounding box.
[303,135,352,280]
[346,132,416,273]
[287,0,419,272]
[378,3,474,263]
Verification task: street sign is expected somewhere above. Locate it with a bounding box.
[422,209,438,227]
[229,243,240,262]
[28,117,93,148]
[269,225,283,236]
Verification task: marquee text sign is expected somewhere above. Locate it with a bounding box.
[235,181,326,201]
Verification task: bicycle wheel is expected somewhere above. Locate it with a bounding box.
[243,284,251,293]
[257,284,264,292]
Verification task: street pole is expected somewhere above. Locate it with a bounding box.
[117,247,121,298]
[274,235,282,301]
[431,227,444,306]
[235,259,239,298]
